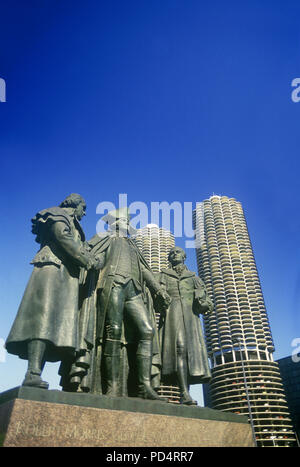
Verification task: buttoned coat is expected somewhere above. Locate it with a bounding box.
[157,267,212,384]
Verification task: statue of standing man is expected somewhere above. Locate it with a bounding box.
[157,246,213,405]
[5,194,100,389]
[86,208,171,400]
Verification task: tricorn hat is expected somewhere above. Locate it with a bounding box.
[102,207,136,234]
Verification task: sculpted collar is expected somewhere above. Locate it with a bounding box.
[31,206,85,243]
[162,266,196,279]
[173,264,187,276]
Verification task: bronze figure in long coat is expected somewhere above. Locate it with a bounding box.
[157,246,213,405]
[68,208,170,400]
[5,194,100,389]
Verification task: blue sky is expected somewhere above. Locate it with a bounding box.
[1,1,300,402]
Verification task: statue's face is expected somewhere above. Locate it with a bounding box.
[74,201,86,221]
[169,247,186,265]
[112,217,130,235]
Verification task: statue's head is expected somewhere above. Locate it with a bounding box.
[102,207,135,235]
[168,246,186,266]
[59,193,86,221]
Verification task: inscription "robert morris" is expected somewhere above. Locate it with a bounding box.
[15,421,108,441]
[13,421,167,443]
[13,419,207,444]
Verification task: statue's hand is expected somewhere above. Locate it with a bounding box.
[195,297,213,316]
[84,253,104,271]
[156,289,171,309]
[91,255,104,271]
[202,308,212,317]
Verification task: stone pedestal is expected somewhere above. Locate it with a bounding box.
[0,386,254,447]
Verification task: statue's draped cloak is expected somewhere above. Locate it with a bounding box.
[157,268,212,385]
[5,207,87,362]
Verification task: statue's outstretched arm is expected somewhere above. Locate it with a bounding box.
[142,266,171,310]
[51,221,96,269]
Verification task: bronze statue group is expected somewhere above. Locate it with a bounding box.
[5,194,213,406]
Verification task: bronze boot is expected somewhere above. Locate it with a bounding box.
[23,339,49,389]
[177,351,197,406]
[103,339,121,397]
[136,340,165,401]
[22,370,49,389]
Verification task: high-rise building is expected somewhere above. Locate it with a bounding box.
[277,356,300,441]
[132,224,180,403]
[194,195,297,447]
[133,224,175,273]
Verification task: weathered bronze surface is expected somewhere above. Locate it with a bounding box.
[0,387,254,447]
[60,207,171,401]
[157,246,213,405]
[5,200,213,409]
[5,194,101,389]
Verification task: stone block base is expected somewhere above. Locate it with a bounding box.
[0,387,254,447]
